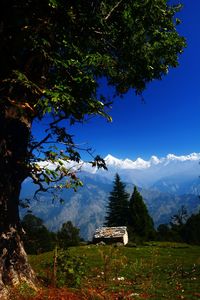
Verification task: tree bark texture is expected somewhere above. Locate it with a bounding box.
[0,107,37,298]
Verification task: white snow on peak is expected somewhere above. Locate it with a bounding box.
[37,153,200,176]
[104,154,122,167]
[104,155,150,170]
[104,152,200,170]
[150,155,160,165]
[132,158,150,169]
[166,153,200,161]
[104,154,119,162]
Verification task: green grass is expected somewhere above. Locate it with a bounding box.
[28,242,200,299]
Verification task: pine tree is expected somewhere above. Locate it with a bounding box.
[128,186,155,241]
[105,174,129,227]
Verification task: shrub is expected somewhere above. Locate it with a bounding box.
[52,249,86,288]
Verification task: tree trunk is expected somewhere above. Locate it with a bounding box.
[0,108,37,299]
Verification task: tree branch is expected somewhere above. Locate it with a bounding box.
[49,116,66,128]
[105,0,123,21]
[29,133,51,152]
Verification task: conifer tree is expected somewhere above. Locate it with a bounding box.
[105,174,129,227]
[128,186,155,241]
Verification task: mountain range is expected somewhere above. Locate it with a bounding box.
[20,153,200,240]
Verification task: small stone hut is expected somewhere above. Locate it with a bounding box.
[93,226,128,245]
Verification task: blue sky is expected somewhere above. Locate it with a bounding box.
[34,1,200,161]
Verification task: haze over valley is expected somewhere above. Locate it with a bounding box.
[21,152,200,240]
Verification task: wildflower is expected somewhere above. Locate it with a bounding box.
[130,293,140,297]
[117,276,124,281]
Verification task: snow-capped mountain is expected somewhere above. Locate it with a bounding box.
[104,152,200,169]
[94,153,200,193]
[104,154,152,169]
[20,152,200,240]
[36,152,200,190]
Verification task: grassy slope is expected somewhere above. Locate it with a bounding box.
[28,242,200,299]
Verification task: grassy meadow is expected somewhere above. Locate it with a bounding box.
[21,242,200,300]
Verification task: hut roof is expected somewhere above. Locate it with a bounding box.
[93,226,127,239]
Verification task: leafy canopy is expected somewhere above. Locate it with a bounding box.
[0,0,185,192]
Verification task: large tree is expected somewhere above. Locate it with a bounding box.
[0,0,185,296]
[128,186,155,241]
[105,173,129,226]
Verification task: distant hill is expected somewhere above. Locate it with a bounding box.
[20,153,200,240]
[20,173,111,240]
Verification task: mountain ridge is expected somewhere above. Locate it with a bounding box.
[20,152,200,240]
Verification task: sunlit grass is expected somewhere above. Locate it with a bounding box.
[28,242,200,299]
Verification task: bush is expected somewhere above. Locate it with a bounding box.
[52,249,86,288]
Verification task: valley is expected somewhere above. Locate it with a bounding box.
[20,153,200,240]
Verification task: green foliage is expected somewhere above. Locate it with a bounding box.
[9,282,37,300]
[22,214,56,254]
[157,209,200,245]
[57,221,81,249]
[15,282,37,298]
[183,211,200,245]
[157,224,173,241]
[105,173,129,226]
[54,249,86,287]
[1,0,185,100]
[0,0,186,194]
[128,186,155,242]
